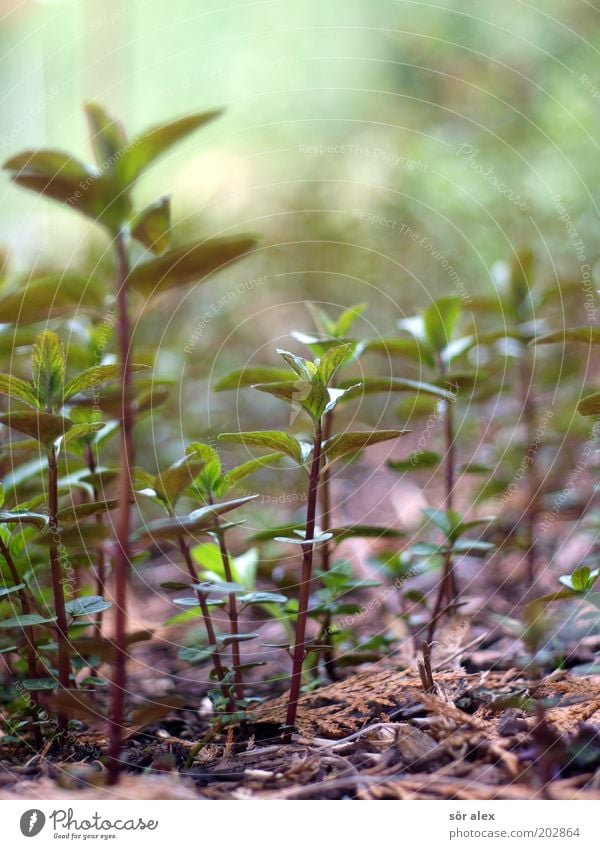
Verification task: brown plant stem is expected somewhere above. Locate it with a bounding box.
[214,527,244,704]
[318,409,337,680]
[283,418,323,742]
[0,536,43,739]
[107,230,134,785]
[47,444,70,731]
[426,364,457,644]
[175,533,229,702]
[84,443,106,642]
[519,344,539,588]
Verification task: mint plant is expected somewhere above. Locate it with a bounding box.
[3,103,256,781]
[219,342,411,739]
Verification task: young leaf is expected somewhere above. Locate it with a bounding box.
[31,331,65,410]
[63,363,148,402]
[0,373,39,409]
[423,296,461,355]
[178,645,217,664]
[3,150,129,232]
[0,411,73,443]
[534,328,600,346]
[218,431,306,464]
[238,592,288,605]
[128,237,257,298]
[388,451,440,472]
[222,453,283,490]
[132,495,257,544]
[0,583,26,598]
[314,343,354,385]
[0,273,105,325]
[323,430,409,464]
[0,510,48,529]
[65,596,112,617]
[214,366,293,391]
[84,102,127,168]
[154,456,205,505]
[0,613,57,629]
[117,109,223,186]
[334,303,367,337]
[252,379,330,421]
[130,196,171,255]
[56,500,118,524]
[339,376,455,401]
[191,581,246,595]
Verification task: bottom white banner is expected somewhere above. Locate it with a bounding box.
[0,799,599,847]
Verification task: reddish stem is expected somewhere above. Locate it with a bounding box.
[107,231,134,785]
[47,445,71,730]
[283,418,323,742]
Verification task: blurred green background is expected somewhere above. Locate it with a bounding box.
[1,0,599,461]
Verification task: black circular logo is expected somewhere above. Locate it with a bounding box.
[19,810,45,837]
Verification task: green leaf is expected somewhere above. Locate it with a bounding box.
[0,583,26,598]
[275,532,333,545]
[0,511,48,529]
[130,196,171,255]
[388,451,440,472]
[0,273,105,325]
[451,539,495,555]
[0,411,73,443]
[0,613,56,629]
[65,596,112,617]
[578,392,600,417]
[252,379,330,421]
[128,237,257,299]
[534,328,600,346]
[62,421,105,446]
[222,453,283,491]
[33,524,110,552]
[132,495,257,544]
[214,366,293,391]
[364,337,433,367]
[323,430,409,464]
[56,500,118,524]
[238,592,288,605]
[0,373,40,409]
[191,581,245,595]
[328,525,405,542]
[63,363,148,402]
[155,456,205,506]
[22,678,58,691]
[84,102,127,168]
[117,109,223,185]
[334,303,367,337]
[423,297,461,354]
[218,632,258,646]
[314,343,354,385]
[3,149,129,232]
[31,331,65,410]
[218,431,306,464]
[339,376,455,401]
[276,349,314,379]
[178,645,217,664]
